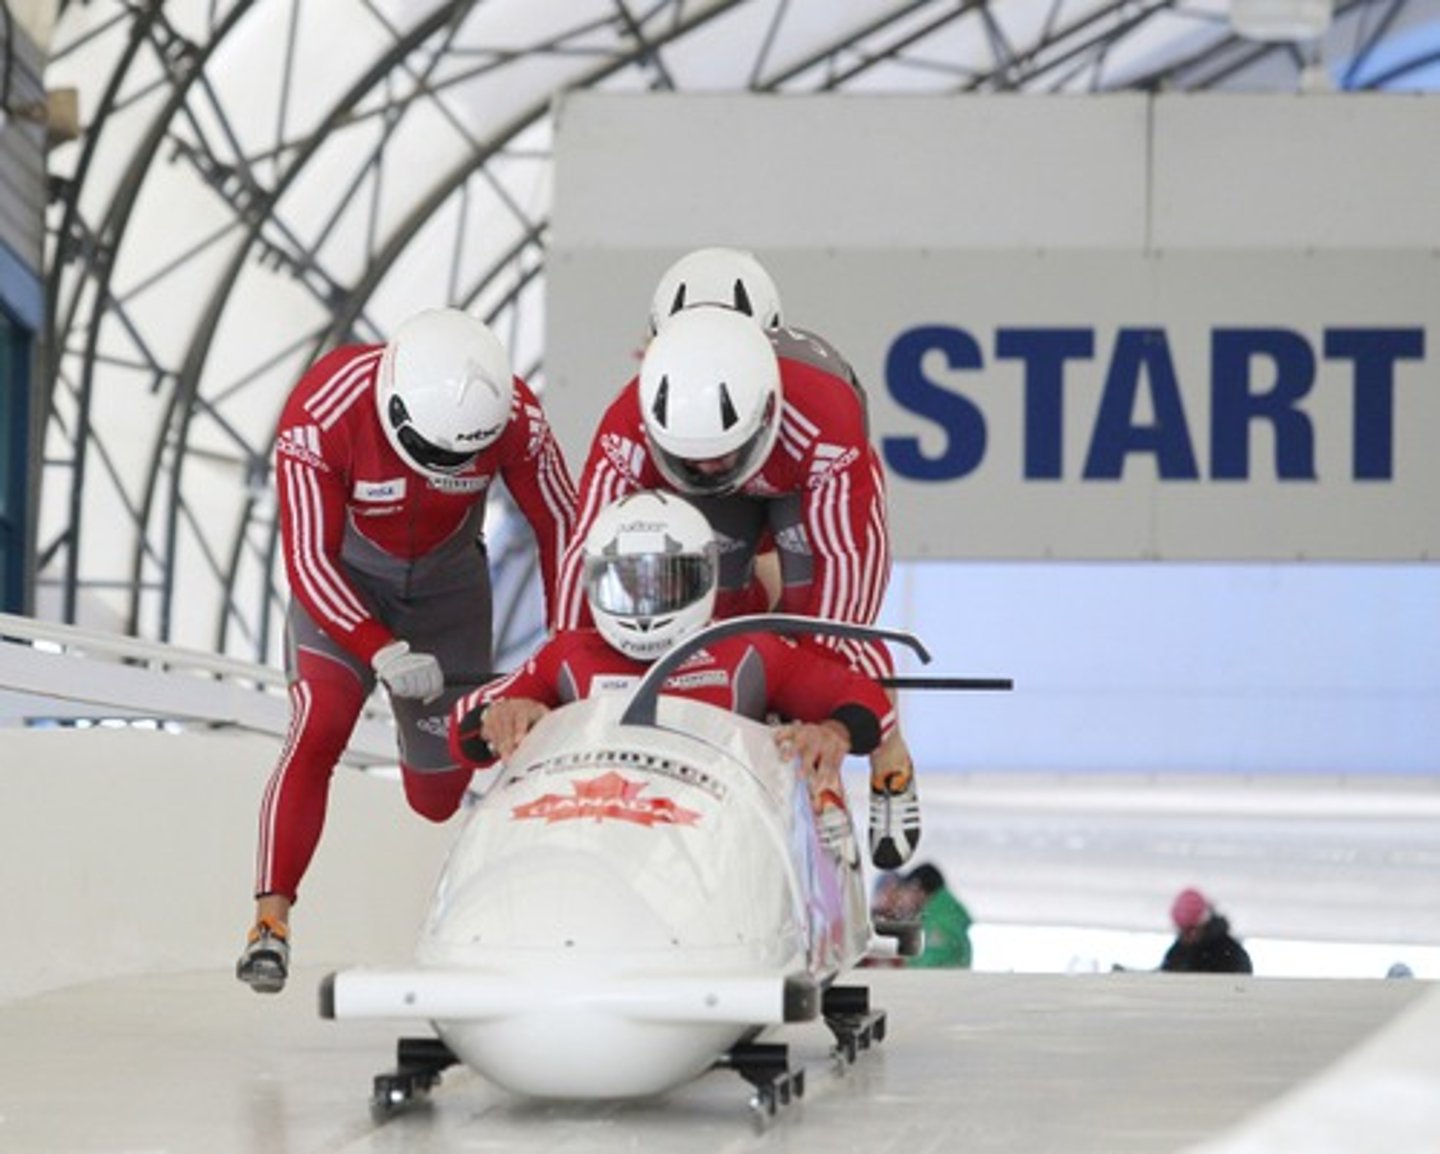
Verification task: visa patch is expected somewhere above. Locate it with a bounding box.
[354,477,407,502]
[590,674,639,695]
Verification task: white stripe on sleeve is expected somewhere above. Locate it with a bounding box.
[280,460,368,631]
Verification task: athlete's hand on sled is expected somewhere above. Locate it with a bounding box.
[371,641,444,702]
[775,719,851,779]
[483,697,550,760]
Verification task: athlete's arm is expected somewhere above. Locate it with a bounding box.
[496,379,579,630]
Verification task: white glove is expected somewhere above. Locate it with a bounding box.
[370,641,444,702]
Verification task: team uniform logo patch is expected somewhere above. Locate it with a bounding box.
[600,432,646,480]
[807,443,859,489]
[276,427,329,471]
[428,474,490,494]
[589,674,639,695]
[354,478,407,502]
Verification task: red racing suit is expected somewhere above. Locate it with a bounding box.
[554,327,893,681]
[254,341,576,903]
[449,628,896,772]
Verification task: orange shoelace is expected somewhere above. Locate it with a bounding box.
[871,761,913,794]
[248,914,290,945]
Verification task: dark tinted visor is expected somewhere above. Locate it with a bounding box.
[388,396,478,473]
[650,419,772,497]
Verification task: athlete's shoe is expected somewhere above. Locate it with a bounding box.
[815,788,860,868]
[236,915,290,994]
[868,770,921,870]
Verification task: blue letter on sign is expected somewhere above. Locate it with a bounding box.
[1325,327,1424,480]
[883,325,986,480]
[1211,327,1316,480]
[995,328,1094,480]
[1084,328,1199,480]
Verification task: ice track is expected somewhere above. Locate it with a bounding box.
[0,965,1433,1154]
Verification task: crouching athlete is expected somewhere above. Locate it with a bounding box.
[449,489,895,852]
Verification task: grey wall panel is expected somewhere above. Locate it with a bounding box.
[0,17,48,279]
[1152,94,1440,249]
[552,92,1151,250]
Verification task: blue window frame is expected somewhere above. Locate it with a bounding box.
[0,243,39,615]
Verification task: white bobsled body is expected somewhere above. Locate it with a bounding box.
[325,690,870,1100]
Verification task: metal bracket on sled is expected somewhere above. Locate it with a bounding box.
[716,1040,806,1121]
[370,1036,459,1118]
[873,916,924,957]
[822,984,887,1066]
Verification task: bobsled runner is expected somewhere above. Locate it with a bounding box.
[321,615,931,1118]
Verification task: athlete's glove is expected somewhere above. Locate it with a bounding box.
[370,641,444,702]
[450,690,495,767]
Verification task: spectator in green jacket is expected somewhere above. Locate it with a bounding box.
[905,862,973,969]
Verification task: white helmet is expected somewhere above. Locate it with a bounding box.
[638,306,782,497]
[583,490,718,662]
[376,308,514,479]
[649,246,784,335]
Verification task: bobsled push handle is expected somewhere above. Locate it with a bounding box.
[620,614,930,729]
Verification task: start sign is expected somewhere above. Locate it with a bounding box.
[792,249,1440,562]
[884,325,1426,483]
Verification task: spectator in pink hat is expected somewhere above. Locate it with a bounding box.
[1160,887,1253,974]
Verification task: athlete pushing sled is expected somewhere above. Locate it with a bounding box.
[321,491,932,1115]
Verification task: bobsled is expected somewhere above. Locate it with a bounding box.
[320,615,930,1115]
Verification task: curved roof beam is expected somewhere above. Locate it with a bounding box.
[32,0,1438,660]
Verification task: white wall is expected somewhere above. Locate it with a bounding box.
[1,728,453,1001]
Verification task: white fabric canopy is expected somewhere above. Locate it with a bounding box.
[31,0,1440,657]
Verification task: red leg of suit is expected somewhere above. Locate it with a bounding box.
[401,767,474,823]
[252,656,365,903]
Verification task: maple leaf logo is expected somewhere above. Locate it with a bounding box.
[511,771,702,828]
